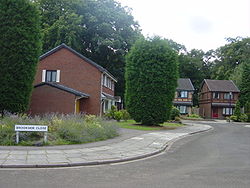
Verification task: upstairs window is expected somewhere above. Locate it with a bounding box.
[102,74,114,90]
[224,93,233,100]
[213,92,220,99]
[42,70,60,82]
[46,70,57,82]
[178,91,188,98]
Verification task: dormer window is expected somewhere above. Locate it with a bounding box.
[42,70,60,82]
[178,91,188,98]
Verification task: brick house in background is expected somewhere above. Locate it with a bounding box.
[173,78,195,115]
[28,44,117,116]
[199,79,240,119]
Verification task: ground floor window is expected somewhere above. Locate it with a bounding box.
[104,100,109,112]
[102,99,115,113]
[223,107,233,115]
[177,105,187,114]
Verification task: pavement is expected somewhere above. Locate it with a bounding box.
[0,122,212,168]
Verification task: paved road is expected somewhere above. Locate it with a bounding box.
[0,121,250,188]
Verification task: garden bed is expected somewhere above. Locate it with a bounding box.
[0,114,118,146]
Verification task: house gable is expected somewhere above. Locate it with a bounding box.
[39,44,117,82]
[33,45,103,115]
[31,44,118,116]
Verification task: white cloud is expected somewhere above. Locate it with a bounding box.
[118,0,250,51]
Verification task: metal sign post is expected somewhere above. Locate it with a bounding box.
[16,131,19,144]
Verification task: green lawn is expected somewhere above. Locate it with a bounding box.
[116,120,183,131]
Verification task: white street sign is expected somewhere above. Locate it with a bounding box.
[15,125,48,132]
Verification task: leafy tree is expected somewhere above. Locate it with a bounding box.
[211,37,250,80]
[239,60,250,106]
[164,39,187,54]
[125,37,178,125]
[0,0,41,114]
[35,0,84,52]
[229,62,244,87]
[36,0,141,97]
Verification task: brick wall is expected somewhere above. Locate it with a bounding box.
[29,85,75,115]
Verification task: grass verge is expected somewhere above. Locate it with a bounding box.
[117,120,183,131]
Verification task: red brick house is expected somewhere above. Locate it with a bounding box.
[173,78,195,115]
[28,44,117,116]
[199,79,240,119]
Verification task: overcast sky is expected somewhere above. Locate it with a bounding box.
[117,0,250,51]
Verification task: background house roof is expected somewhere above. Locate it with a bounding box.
[204,79,240,92]
[176,78,195,91]
[34,82,90,98]
[39,43,117,82]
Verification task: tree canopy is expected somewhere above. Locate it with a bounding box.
[125,37,178,125]
[211,37,250,80]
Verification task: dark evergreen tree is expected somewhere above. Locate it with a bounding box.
[239,60,250,106]
[245,101,250,122]
[125,37,178,125]
[233,101,241,122]
[0,0,41,114]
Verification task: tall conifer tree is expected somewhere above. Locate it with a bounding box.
[125,37,178,125]
[239,61,250,106]
[0,0,41,114]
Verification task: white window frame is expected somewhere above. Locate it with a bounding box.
[223,107,233,115]
[56,70,60,82]
[102,74,105,85]
[111,81,114,91]
[42,70,60,82]
[103,75,107,87]
[42,70,46,82]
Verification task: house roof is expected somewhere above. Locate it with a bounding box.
[39,43,117,82]
[34,82,90,98]
[176,78,195,91]
[203,79,240,92]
